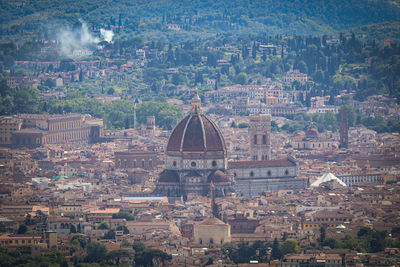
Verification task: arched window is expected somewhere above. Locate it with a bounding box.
[133,160,137,168]
[285,169,289,175]
[262,135,267,144]
[267,170,271,176]
[212,161,217,167]
[141,159,145,168]
[250,171,254,177]
[254,135,257,144]
[191,161,196,167]
[173,161,177,167]
[149,159,153,168]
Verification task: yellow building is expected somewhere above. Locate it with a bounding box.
[0,231,57,254]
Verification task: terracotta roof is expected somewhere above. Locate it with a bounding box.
[229,159,295,168]
[166,114,225,152]
[198,217,226,225]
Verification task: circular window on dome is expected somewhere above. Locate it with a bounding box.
[173,161,177,167]
[212,161,217,167]
[191,161,197,167]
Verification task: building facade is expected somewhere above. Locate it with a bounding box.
[0,114,103,148]
[114,150,160,170]
[230,158,308,196]
[0,116,23,145]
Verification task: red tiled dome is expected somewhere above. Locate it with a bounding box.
[166,113,226,153]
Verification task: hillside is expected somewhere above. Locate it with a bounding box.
[1,0,400,42]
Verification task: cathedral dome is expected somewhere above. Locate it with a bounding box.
[166,93,226,154]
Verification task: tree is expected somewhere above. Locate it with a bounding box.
[320,227,326,243]
[116,225,129,234]
[106,249,131,265]
[132,241,146,252]
[98,221,110,230]
[134,249,172,267]
[296,60,308,74]
[103,229,115,239]
[112,212,135,221]
[71,235,88,249]
[85,242,108,263]
[271,238,282,260]
[281,239,300,256]
[235,72,248,85]
[17,224,27,234]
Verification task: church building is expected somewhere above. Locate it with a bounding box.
[154,91,235,200]
[155,91,308,200]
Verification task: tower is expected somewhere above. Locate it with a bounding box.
[146,116,155,131]
[339,106,348,149]
[249,113,271,161]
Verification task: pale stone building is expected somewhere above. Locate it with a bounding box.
[193,217,231,246]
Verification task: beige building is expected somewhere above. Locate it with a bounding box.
[115,150,160,170]
[291,128,337,150]
[0,116,23,145]
[193,217,231,246]
[0,114,103,148]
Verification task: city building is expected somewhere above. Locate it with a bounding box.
[0,116,23,145]
[115,150,160,170]
[193,217,231,246]
[154,92,235,200]
[0,114,103,148]
[230,157,308,196]
[291,128,337,150]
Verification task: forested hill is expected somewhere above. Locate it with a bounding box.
[1,0,400,42]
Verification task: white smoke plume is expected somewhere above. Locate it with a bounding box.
[100,29,114,43]
[56,19,113,58]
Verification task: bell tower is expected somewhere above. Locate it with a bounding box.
[249,113,271,161]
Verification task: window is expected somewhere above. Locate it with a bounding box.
[285,169,289,175]
[254,135,257,144]
[149,159,153,168]
[250,171,254,177]
[133,160,137,168]
[267,170,271,176]
[263,135,267,144]
[141,159,145,168]
[173,161,177,167]
[212,161,217,167]
[191,161,196,167]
